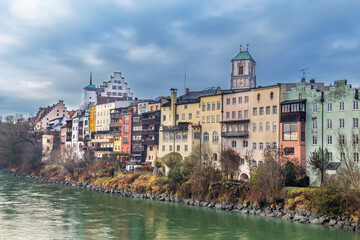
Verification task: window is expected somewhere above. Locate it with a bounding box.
[216,115,220,122]
[202,116,205,123]
[189,113,192,120]
[244,110,248,118]
[184,104,188,109]
[217,101,221,110]
[204,154,209,161]
[353,118,359,128]
[353,134,359,145]
[232,111,236,119]
[196,111,200,118]
[312,104,318,113]
[312,136,318,145]
[124,116,129,124]
[354,153,360,162]
[327,135,332,145]
[244,124,248,131]
[327,103,332,112]
[207,116,210,123]
[272,122,277,132]
[253,123,257,132]
[243,140,248,148]
[169,145,173,151]
[283,123,298,140]
[194,132,201,139]
[212,153,218,161]
[354,101,359,110]
[339,101,344,111]
[240,158,245,165]
[238,110,242,119]
[185,145,188,151]
[259,107,264,115]
[124,125,129,133]
[212,102,215,110]
[232,97,236,104]
[266,122,270,132]
[226,98,230,105]
[266,106,270,115]
[312,119,317,129]
[182,113,185,120]
[47,139,50,143]
[339,118,345,128]
[327,119,332,129]
[238,97,242,104]
[328,152,333,162]
[259,142,263,150]
[340,152,345,162]
[253,108,257,116]
[272,106,277,114]
[245,96,249,103]
[207,103,210,111]
[238,64,244,74]
[231,140,237,148]
[212,131,219,142]
[252,142,257,150]
[202,104,206,111]
[259,122,263,132]
[226,112,230,119]
[285,147,294,155]
[265,142,270,149]
[203,132,209,142]
[339,135,345,145]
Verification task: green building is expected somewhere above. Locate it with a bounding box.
[285,80,359,183]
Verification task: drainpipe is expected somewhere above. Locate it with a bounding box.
[321,91,325,185]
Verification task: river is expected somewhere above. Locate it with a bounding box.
[0,174,359,240]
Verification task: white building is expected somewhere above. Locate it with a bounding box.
[99,72,134,99]
[34,100,70,130]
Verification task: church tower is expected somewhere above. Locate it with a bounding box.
[231,44,256,90]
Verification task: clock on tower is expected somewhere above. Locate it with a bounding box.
[230,45,256,90]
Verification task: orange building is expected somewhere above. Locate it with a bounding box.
[279,99,307,170]
[89,105,96,133]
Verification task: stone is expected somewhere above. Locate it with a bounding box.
[310,218,324,225]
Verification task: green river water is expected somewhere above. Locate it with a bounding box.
[0,174,359,240]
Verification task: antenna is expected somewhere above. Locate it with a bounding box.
[299,68,310,81]
[184,65,187,93]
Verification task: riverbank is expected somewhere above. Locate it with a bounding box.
[1,168,359,233]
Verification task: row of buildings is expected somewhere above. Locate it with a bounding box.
[38,48,360,182]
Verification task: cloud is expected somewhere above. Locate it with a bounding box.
[329,39,360,51]
[126,44,172,63]
[76,45,104,67]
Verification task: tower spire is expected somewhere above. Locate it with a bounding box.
[90,71,93,85]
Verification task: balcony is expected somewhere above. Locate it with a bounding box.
[142,139,155,145]
[142,118,156,125]
[94,147,113,152]
[162,125,188,132]
[142,129,155,135]
[221,131,249,138]
[221,118,250,123]
[110,121,122,127]
[110,113,123,118]
[281,112,306,123]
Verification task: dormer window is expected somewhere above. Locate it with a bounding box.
[238,63,244,75]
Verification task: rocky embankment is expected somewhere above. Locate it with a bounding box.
[1,169,359,232]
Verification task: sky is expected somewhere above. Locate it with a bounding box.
[0,0,360,116]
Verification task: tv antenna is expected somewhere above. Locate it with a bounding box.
[299,68,310,80]
[184,65,187,93]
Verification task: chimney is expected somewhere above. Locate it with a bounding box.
[310,78,315,83]
[170,88,178,125]
[186,88,189,94]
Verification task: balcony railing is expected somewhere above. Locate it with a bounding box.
[110,122,122,127]
[94,147,113,152]
[142,129,155,135]
[221,131,249,138]
[110,113,123,118]
[142,139,155,145]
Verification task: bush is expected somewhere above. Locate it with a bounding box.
[311,181,343,215]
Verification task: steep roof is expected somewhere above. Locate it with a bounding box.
[232,50,255,62]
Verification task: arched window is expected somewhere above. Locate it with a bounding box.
[203,132,209,142]
[270,92,274,100]
[212,153,218,161]
[257,93,261,101]
[238,63,244,75]
[212,131,219,142]
[299,93,302,100]
[194,132,201,139]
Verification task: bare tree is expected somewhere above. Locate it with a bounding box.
[219,148,241,179]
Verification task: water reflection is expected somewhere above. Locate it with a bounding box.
[0,175,359,240]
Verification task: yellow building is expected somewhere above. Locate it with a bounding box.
[96,102,116,131]
[42,134,54,161]
[199,87,223,161]
[159,89,202,159]
[248,85,280,165]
